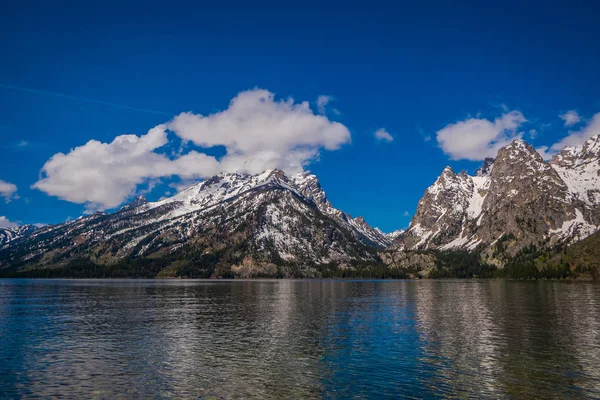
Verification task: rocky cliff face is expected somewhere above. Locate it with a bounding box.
[394,136,600,261]
[0,169,385,274]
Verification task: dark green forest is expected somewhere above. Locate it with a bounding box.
[1,232,598,280]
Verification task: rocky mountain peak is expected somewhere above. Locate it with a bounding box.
[549,134,600,206]
[120,195,148,211]
[440,166,455,177]
[498,138,543,162]
[551,134,600,168]
[475,158,494,177]
[395,136,600,258]
[490,138,556,185]
[291,171,339,220]
[263,168,289,181]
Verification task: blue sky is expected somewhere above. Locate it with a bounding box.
[1,0,600,232]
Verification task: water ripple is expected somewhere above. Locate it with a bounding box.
[0,279,599,399]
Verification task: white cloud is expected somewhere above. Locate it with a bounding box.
[317,95,332,115]
[0,179,18,203]
[403,211,410,217]
[549,111,600,153]
[374,128,393,143]
[33,124,221,212]
[559,110,581,127]
[33,89,351,211]
[168,89,350,174]
[17,140,29,147]
[0,216,18,229]
[436,110,527,160]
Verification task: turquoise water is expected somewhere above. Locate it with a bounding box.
[1,279,599,399]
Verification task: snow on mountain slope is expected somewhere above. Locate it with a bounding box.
[550,135,600,206]
[0,225,38,247]
[143,169,299,219]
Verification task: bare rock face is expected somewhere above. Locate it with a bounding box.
[394,136,600,262]
[475,140,575,254]
[475,157,495,177]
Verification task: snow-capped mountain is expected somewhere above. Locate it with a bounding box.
[376,228,405,241]
[394,135,600,260]
[0,225,38,247]
[0,169,386,275]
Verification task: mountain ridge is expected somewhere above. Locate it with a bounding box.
[0,168,387,277]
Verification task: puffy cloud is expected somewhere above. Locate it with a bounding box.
[33,89,350,211]
[549,111,600,153]
[167,89,350,174]
[559,110,581,127]
[0,179,18,203]
[436,110,527,161]
[33,125,220,211]
[0,216,18,229]
[374,128,393,142]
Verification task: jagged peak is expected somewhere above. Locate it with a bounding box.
[119,195,148,212]
[354,216,366,224]
[261,168,288,180]
[292,171,320,185]
[550,135,600,168]
[433,166,456,183]
[475,157,495,177]
[558,134,600,156]
[496,137,543,163]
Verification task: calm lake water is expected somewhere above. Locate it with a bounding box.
[1,279,599,399]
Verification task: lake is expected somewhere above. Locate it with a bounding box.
[1,279,599,399]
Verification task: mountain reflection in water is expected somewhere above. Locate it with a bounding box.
[1,279,599,399]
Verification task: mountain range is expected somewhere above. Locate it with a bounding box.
[1,135,599,278]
